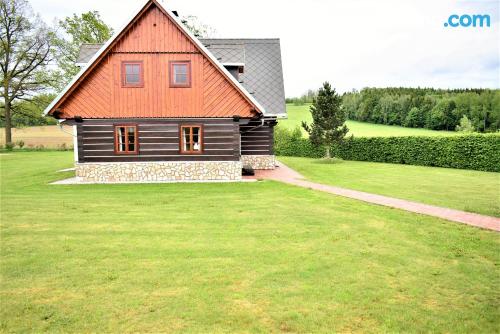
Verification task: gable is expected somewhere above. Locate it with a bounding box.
[47,0,262,119]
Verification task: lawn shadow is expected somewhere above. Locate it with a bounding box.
[312,157,345,165]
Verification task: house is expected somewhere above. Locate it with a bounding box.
[44,0,286,182]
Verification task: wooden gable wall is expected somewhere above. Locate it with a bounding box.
[58,4,256,119]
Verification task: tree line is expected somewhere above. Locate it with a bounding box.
[289,87,500,133]
[342,88,499,133]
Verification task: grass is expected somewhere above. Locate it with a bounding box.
[1,152,499,332]
[283,104,460,137]
[0,125,73,148]
[279,156,500,217]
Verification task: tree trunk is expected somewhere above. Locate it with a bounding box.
[4,100,12,145]
[325,145,331,159]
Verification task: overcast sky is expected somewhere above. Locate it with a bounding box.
[30,0,499,96]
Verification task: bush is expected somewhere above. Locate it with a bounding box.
[275,126,500,172]
[4,142,14,151]
[275,126,323,158]
[15,140,25,148]
[456,115,475,132]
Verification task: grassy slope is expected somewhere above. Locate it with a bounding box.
[279,157,500,217]
[283,104,459,137]
[1,152,498,332]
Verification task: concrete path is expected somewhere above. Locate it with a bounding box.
[244,162,500,232]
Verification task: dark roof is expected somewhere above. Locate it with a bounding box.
[76,38,286,117]
[200,39,286,117]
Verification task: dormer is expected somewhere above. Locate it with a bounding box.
[223,63,244,81]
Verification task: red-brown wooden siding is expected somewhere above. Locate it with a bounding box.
[58,5,256,119]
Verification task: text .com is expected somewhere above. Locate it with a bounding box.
[444,14,491,28]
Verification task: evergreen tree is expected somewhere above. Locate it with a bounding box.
[302,82,348,158]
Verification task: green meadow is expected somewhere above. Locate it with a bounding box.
[282,104,460,137]
[1,151,498,332]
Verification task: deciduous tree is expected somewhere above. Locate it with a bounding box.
[0,0,54,145]
[181,15,215,38]
[52,11,113,89]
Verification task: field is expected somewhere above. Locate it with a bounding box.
[1,151,499,332]
[279,157,500,217]
[0,125,73,148]
[283,104,459,137]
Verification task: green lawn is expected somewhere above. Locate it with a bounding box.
[279,156,500,217]
[283,104,459,137]
[1,152,498,332]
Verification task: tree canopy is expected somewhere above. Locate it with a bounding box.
[181,15,215,38]
[342,88,500,133]
[0,0,56,143]
[52,10,113,90]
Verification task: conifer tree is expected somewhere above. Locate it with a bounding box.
[302,82,348,158]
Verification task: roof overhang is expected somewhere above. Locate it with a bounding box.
[222,62,245,67]
[263,114,287,119]
[43,0,266,117]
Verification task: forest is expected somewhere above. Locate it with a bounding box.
[288,88,500,133]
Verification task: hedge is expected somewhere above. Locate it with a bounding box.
[275,127,500,172]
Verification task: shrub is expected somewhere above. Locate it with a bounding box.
[275,126,323,158]
[275,126,500,172]
[15,140,25,148]
[456,115,475,132]
[4,142,14,151]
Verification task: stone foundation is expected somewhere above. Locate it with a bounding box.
[241,155,276,170]
[75,161,242,183]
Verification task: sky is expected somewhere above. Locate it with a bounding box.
[30,0,499,97]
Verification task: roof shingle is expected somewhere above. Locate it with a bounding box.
[201,39,286,117]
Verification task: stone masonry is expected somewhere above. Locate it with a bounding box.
[241,155,276,170]
[76,161,242,183]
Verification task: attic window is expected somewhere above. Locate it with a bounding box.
[170,61,191,87]
[122,61,143,87]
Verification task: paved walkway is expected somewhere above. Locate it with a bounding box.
[244,162,500,232]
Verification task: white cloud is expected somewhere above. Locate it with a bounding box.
[30,0,499,96]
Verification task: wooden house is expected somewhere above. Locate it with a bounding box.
[44,0,286,182]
